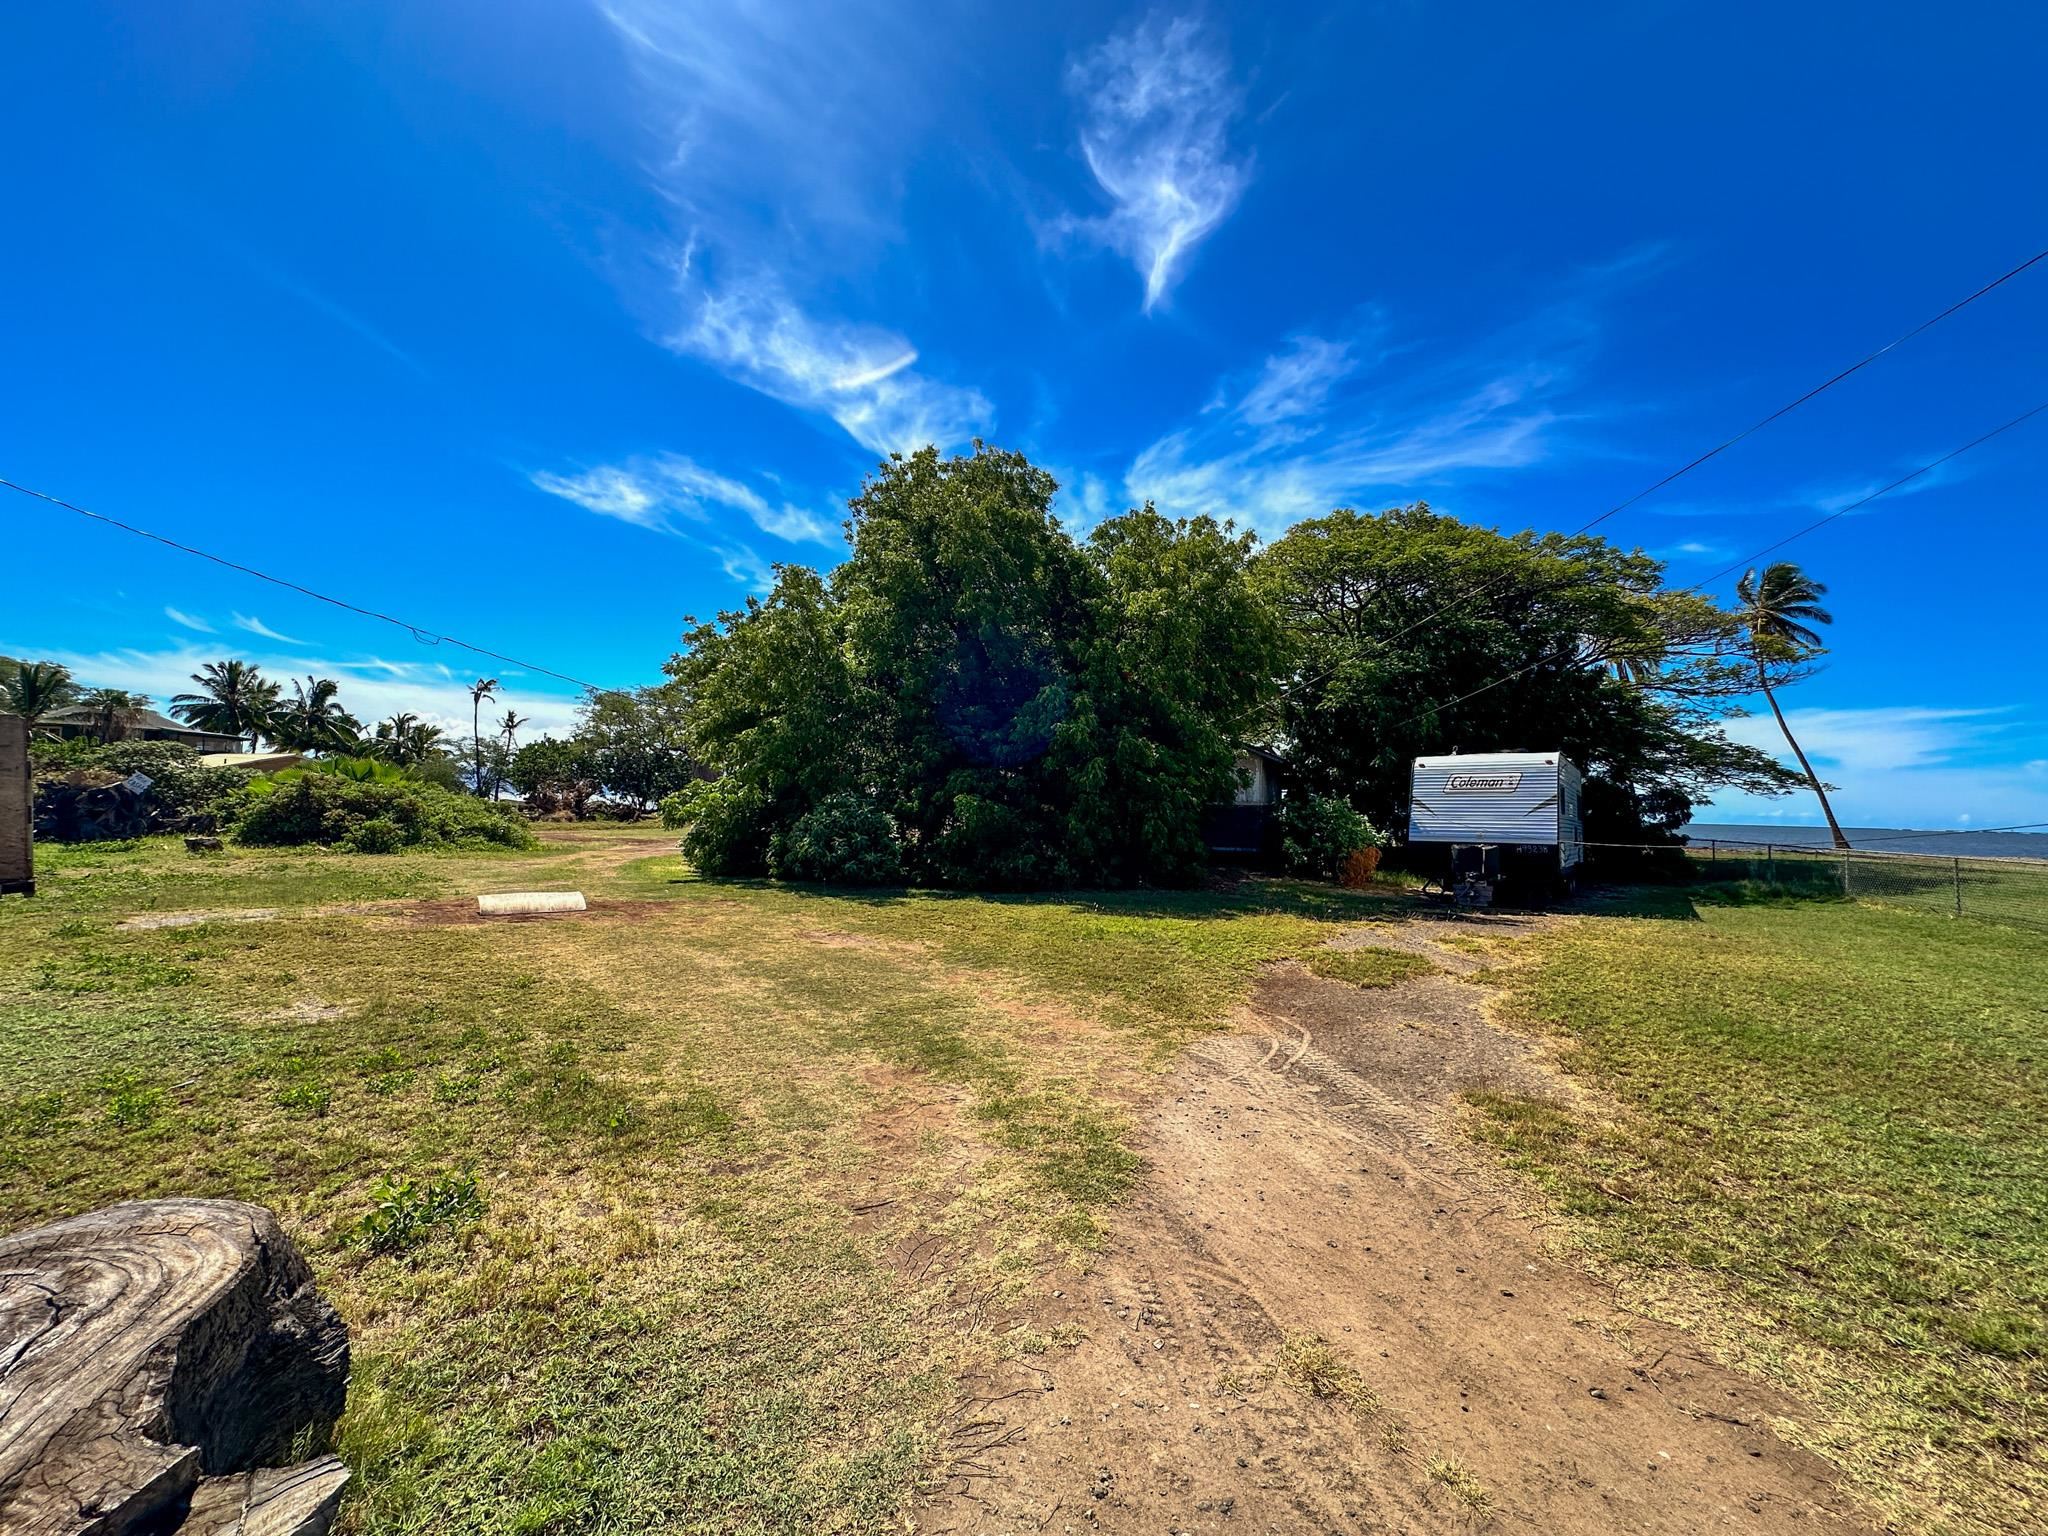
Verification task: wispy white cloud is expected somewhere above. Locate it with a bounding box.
[1723,704,2010,778]
[529,466,668,531]
[1064,12,1250,312]
[713,544,777,594]
[667,265,991,456]
[165,607,215,634]
[3,642,584,742]
[1234,336,1361,429]
[224,242,430,379]
[531,452,841,546]
[595,0,945,243]
[1704,703,2048,827]
[591,2,990,455]
[1126,351,1561,538]
[233,614,304,645]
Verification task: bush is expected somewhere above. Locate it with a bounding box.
[672,779,773,877]
[1276,793,1383,882]
[341,816,405,855]
[31,740,252,835]
[657,789,692,829]
[235,773,535,851]
[767,793,904,885]
[353,1168,484,1253]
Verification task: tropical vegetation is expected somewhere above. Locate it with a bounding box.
[1735,561,1850,848]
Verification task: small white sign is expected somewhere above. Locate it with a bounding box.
[122,772,154,795]
[1446,772,1521,792]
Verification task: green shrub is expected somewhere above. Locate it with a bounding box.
[31,740,253,834]
[353,1168,485,1253]
[235,773,534,851]
[657,789,692,829]
[1276,793,1383,882]
[342,817,405,854]
[275,1081,333,1116]
[672,779,773,877]
[767,793,904,885]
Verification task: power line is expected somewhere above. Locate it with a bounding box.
[1386,396,2048,732]
[2,476,616,693]
[1691,400,2048,587]
[1359,244,2048,657]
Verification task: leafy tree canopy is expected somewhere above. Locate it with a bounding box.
[1252,504,1801,839]
[667,443,1287,887]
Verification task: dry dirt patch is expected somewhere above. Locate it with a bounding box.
[918,914,1870,1535]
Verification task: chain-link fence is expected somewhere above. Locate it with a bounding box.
[1584,839,2048,933]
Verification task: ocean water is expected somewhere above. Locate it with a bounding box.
[1682,823,2048,861]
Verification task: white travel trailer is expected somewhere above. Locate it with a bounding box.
[1407,750,1584,904]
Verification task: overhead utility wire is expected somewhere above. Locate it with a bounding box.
[1387,397,2048,732]
[1360,244,2048,656]
[0,477,615,693]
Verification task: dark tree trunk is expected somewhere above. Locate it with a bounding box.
[1757,660,1850,851]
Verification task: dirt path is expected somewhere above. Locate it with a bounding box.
[919,914,1871,1535]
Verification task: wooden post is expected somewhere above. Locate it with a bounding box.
[1841,848,1851,897]
[0,714,31,898]
[1954,857,1964,919]
[1765,843,1774,883]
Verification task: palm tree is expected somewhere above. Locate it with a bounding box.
[469,678,499,797]
[272,676,361,753]
[371,712,446,768]
[78,688,151,745]
[493,709,529,800]
[0,660,78,731]
[170,660,280,752]
[1735,562,1850,851]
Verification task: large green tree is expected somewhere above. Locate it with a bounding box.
[668,444,1285,887]
[1735,562,1850,849]
[574,686,697,812]
[171,660,280,751]
[1253,504,1799,840]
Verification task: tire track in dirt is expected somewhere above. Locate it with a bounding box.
[915,914,1873,1535]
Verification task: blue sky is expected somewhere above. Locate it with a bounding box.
[6,1,2046,827]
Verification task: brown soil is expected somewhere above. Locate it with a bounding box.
[917,915,1871,1536]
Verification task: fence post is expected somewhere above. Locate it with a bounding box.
[1841,848,1851,898]
[1953,857,1963,919]
[1766,843,1774,883]
[1710,839,1718,863]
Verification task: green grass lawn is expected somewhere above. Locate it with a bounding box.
[1469,887,2048,1536]
[0,828,1395,1534]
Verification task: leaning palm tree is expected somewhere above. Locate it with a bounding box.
[1735,562,1850,850]
[468,678,499,797]
[0,660,78,731]
[170,660,281,752]
[78,688,151,745]
[272,676,361,754]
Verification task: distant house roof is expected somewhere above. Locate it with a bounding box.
[43,705,240,742]
[1238,743,1288,767]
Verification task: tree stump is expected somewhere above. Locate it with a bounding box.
[0,1199,350,1535]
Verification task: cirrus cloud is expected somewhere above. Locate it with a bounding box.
[1063,13,1250,312]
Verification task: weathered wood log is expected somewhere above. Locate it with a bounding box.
[0,1200,350,1536]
